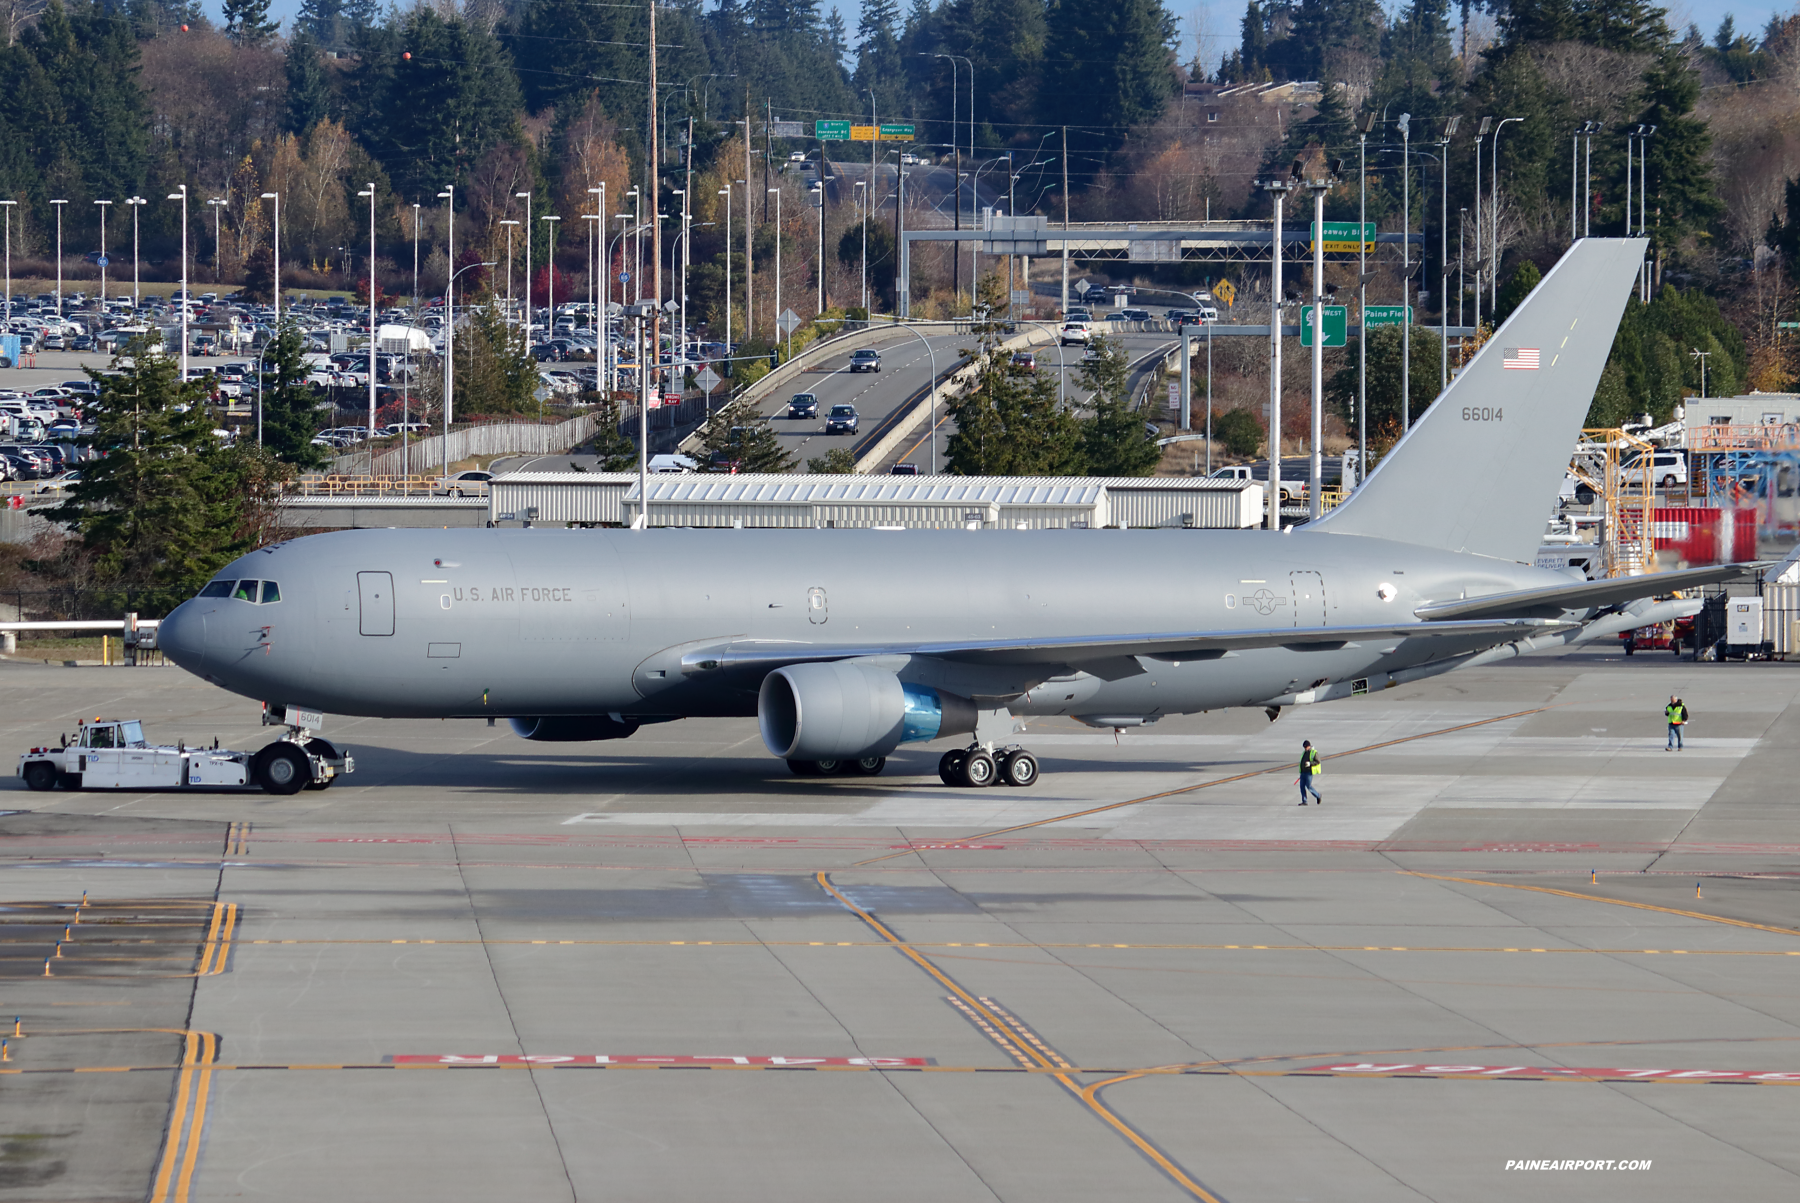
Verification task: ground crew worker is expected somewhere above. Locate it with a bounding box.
[1665,695,1689,750]
[1298,740,1323,805]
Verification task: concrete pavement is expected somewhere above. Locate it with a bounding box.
[3,643,1799,1200]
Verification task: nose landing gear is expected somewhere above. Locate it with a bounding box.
[938,746,1039,787]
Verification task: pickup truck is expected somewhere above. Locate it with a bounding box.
[18,718,353,794]
[1207,464,1305,504]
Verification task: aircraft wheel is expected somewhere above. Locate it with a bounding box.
[937,749,965,786]
[959,749,997,788]
[22,761,55,792]
[256,743,309,795]
[787,759,821,776]
[1000,751,1039,787]
[850,756,886,775]
[814,758,846,775]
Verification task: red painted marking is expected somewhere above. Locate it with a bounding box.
[391,1054,933,1067]
[1312,1062,1800,1081]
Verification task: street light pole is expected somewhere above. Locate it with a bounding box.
[357,183,377,462]
[259,191,280,326]
[0,200,13,329]
[1440,117,1458,394]
[208,197,225,284]
[437,187,454,478]
[719,186,732,357]
[1398,113,1410,435]
[590,185,605,329]
[126,197,145,310]
[499,220,518,322]
[94,200,111,312]
[165,186,187,379]
[1357,113,1371,486]
[854,179,867,313]
[516,189,533,343]
[543,214,561,347]
[1493,116,1523,315]
[1260,174,1293,531]
[811,183,822,313]
[49,199,66,320]
[1303,153,1335,523]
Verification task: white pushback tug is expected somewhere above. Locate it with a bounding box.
[17,714,353,794]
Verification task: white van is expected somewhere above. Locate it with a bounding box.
[1623,448,1688,489]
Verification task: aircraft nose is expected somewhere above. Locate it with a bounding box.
[158,601,208,673]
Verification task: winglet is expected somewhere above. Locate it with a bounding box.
[1316,238,1648,562]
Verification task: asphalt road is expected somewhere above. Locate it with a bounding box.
[872,330,1178,474]
[4,649,1798,1201]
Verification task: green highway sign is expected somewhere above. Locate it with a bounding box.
[1310,221,1376,253]
[815,120,851,140]
[1362,304,1412,328]
[1299,304,1347,347]
[1780,321,1800,329]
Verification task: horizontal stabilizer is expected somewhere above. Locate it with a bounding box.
[1415,562,1763,621]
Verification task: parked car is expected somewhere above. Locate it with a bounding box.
[437,470,493,497]
[825,404,860,435]
[787,393,819,419]
[848,348,882,373]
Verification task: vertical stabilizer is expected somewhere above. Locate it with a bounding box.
[1315,238,1647,562]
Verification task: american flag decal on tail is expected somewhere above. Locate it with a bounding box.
[1502,347,1540,370]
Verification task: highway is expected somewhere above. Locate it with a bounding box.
[868,329,1179,474]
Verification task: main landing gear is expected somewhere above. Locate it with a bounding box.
[938,745,1039,788]
[787,756,887,776]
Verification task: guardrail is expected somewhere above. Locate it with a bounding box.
[290,474,475,497]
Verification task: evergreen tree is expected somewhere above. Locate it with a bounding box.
[807,447,858,472]
[1327,324,1443,438]
[257,324,327,469]
[222,0,278,45]
[1041,0,1178,165]
[1075,337,1160,475]
[1635,46,1720,256]
[946,339,1083,474]
[347,11,525,198]
[453,298,541,416]
[1492,259,1540,324]
[295,0,346,49]
[692,395,796,472]
[284,30,333,136]
[41,340,267,609]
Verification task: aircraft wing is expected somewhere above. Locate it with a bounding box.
[1414,563,1763,622]
[690,618,1573,676]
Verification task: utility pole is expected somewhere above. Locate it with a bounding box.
[1060,126,1069,315]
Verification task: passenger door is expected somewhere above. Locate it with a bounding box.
[1289,571,1328,627]
[358,571,395,636]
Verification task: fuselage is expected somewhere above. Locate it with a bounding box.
[158,526,1566,726]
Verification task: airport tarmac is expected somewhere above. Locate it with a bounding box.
[3,648,1799,1202]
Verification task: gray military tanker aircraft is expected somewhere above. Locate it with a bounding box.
[150,237,1748,793]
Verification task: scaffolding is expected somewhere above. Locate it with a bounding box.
[1571,428,1655,576]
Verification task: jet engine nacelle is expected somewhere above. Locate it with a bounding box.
[758,662,975,760]
[508,715,641,742]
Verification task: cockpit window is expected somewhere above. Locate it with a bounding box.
[199,580,233,598]
[120,721,146,747]
[84,726,115,748]
[232,580,260,602]
[260,581,281,604]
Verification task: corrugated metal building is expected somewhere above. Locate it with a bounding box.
[488,474,1261,530]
